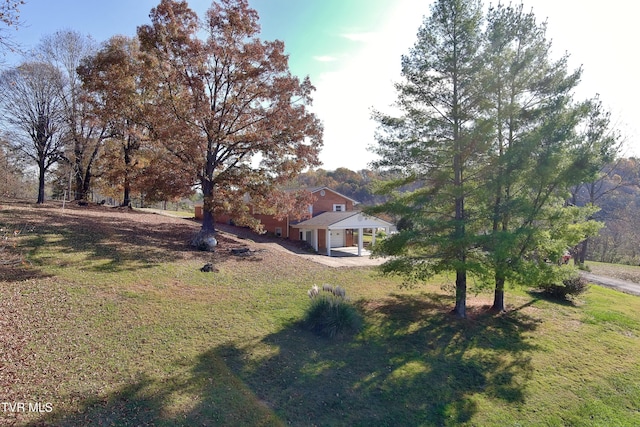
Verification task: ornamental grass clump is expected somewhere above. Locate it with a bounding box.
[540,274,590,300]
[303,284,362,338]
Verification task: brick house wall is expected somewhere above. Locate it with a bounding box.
[310,189,354,214]
[289,188,356,248]
[195,187,358,244]
[254,213,288,237]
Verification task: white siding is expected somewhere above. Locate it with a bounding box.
[329,230,345,247]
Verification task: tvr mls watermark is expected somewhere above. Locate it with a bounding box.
[1,402,53,413]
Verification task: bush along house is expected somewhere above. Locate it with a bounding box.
[196,186,393,257]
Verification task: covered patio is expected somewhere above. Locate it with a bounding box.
[294,211,393,257]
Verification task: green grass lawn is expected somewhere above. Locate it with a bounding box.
[1,201,639,426]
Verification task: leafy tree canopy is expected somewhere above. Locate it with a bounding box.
[136,0,323,237]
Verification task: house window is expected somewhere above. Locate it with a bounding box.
[333,204,346,212]
[275,227,282,237]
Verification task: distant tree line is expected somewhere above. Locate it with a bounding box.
[571,157,640,265]
[290,168,388,206]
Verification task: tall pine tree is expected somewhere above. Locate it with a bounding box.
[371,0,486,318]
[371,1,617,317]
[480,4,615,311]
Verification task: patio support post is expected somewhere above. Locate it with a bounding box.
[358,227,363,256]
[326,228,331,257]
[313,228,318,252]
[371,228,376,246]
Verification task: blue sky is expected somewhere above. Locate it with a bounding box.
[3,0,639,170]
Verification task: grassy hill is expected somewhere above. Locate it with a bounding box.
[1,200,639,426]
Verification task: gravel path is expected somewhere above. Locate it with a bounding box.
[580,272,640,296]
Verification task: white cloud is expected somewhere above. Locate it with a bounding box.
[313,55,338,62]
[341,32,378,42]
[312,0,427,170]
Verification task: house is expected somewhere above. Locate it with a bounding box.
[196,186,393,256]
[289,187,393,256]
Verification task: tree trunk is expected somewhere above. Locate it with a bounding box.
[201,179,216,233]
[453,269,467,318]
[74,162,94,201]
[73,171,82,200]
[122,146,132,207]
[579,238,588,265]
[122,184,131,207]
[190,179,217,251]
[492,274,506,312]
[452,146,466,318]
[79,138,102,202]
[37,163,46,204]
[81,170,92,202]
[73,160,84,201]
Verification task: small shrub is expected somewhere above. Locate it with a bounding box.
[540,275,589,299]
[303,285,362,338]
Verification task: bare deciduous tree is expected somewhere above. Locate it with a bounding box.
[0,62,66,203]
[37,30,106,201]
[0,0,24,62]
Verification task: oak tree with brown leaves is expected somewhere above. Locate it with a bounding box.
[80,36,157,206]
[137,0,322,242]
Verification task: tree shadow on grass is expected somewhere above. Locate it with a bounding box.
[13,208,200,274]
[27,359,283,427]
[26,293,540,426]
[215,292,541,425]
[0,265,53,282]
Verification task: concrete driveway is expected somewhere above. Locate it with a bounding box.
[293,246,389,267]
[214,222,387,268]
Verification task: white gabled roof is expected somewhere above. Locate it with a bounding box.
[295,211,392,230]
